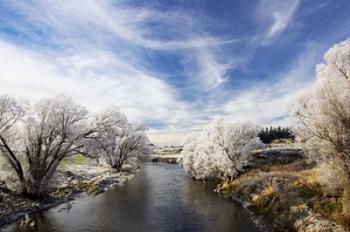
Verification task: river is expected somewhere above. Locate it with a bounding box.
[4,163,260,232]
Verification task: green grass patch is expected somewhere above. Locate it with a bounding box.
[61,154,94,165]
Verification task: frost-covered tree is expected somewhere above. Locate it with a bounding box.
[289,39,350,219]
[92,107,150,171]
[181,131,220,180]
[181,120,263,180]
[0,96,104,199]
[210,120,264,178]
[0,95,26,190]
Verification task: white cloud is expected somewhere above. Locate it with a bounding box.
[2,0,236,92]
[223,43,320,126]
[0,0,325,146]
[5,0,233,51]
[0,39,193,129]
[0,0,238,131]
[183,48,231,90]
[258,0,300,40]
[146,42,322,144]
[147,131,190,146]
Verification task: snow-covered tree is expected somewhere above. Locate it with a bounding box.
[181,131,220,180]
[209,120,264,178]
[0,96,104,198]
[181,120,263,180]
[92,107,151,171]
[0,95,26,191]
[0,95,25,134]
[289,39,350,219]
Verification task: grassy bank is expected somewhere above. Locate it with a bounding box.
[151,146,182,164]
[217,158,348,231]
[151,154,180,164]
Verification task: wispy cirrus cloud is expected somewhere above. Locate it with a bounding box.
[183,48,232,90]
[0,0,349,145]
[2,0,234,51]
[0,39,192,127]
[222,42,322,126]
[256,0,300,42]
[0,0,232,131]
[16,0,236,90]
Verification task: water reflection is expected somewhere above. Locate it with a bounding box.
[4,163,259,232]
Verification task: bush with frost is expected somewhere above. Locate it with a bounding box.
[289,39,350,219]
[181,120,264,180]
[88,107,151,171]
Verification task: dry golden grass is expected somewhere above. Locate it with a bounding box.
[217,160,348,231]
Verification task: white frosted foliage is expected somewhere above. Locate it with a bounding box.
[180,120,263,180]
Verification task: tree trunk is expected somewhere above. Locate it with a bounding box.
[17,173,48,200]
[20,182,43,200]
[112,163,123,172]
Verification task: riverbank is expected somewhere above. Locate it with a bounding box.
[0,163,137,228]
[216,157,347,231]
[151,154,180,164]
[151,145,182,164]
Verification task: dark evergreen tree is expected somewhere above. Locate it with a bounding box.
[258,126,295,144]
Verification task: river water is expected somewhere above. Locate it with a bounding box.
[4,163,259,232]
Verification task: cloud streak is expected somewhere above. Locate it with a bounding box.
[0,0,231,128]
[222,43,321,126]
[257,0,300,42]
[0,0,348,145]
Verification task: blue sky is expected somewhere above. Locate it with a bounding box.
[0,0,349,144]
